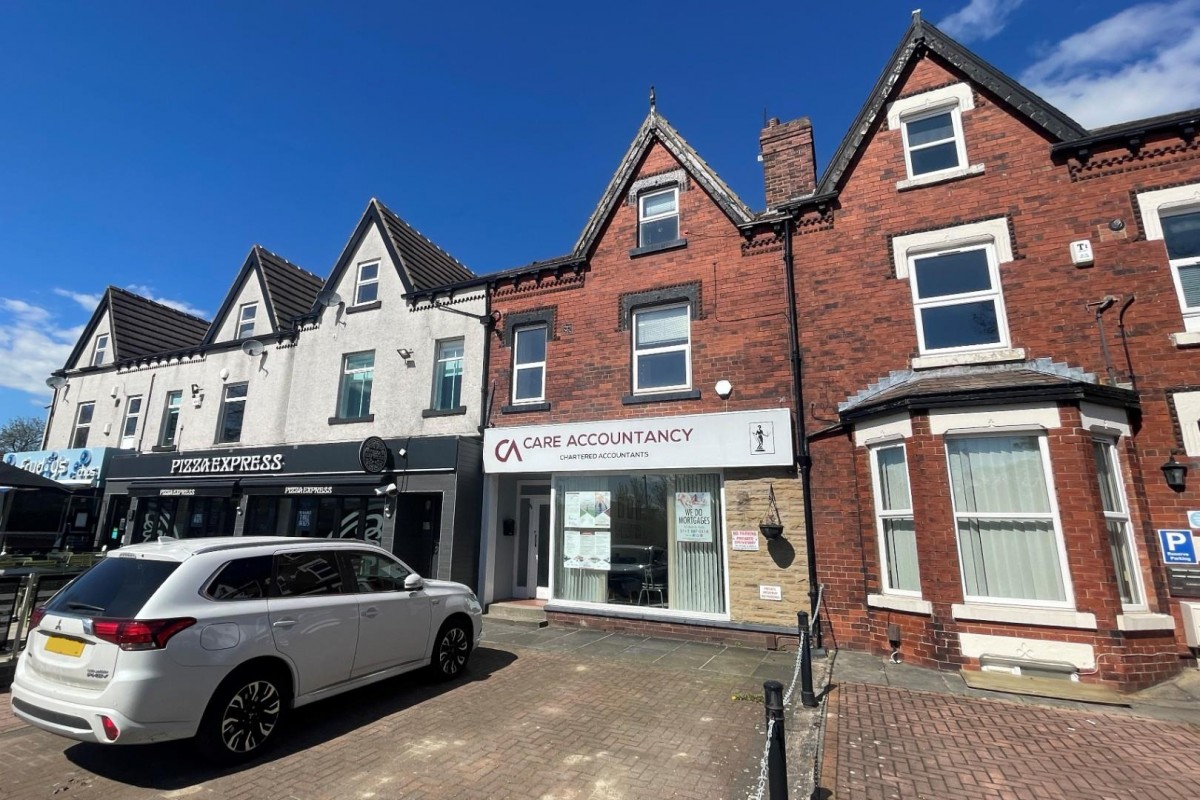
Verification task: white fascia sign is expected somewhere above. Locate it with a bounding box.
[483,408,794,473]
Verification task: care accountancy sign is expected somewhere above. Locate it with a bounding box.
[482,408,793,473]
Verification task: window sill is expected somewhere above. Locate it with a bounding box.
[1116,612,1176,632]
[150,444,177,453]
[896,163,985,191]
[867,593,932,615]
[422,406,467,418]
[328,414,375,425]
[628,238,687,259]
[621,389,701,405]
[345,301,382,315]
[952,603,1097,630]
[501,402,550,413]
[1170,331,1200,347]
[911,347,1025,370]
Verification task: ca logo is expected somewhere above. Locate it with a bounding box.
[494,439,522,463]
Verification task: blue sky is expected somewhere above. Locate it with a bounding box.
[2,0,1198,429]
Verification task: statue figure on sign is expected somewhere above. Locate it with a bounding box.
[754,425,766,453]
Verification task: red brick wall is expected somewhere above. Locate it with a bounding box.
[792,51,1199,688]
[488,141,794,425]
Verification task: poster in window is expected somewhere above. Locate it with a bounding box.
[564,491,611,529]
[296,509,313,529]
[563,529,611,571]
[675,491,713,542]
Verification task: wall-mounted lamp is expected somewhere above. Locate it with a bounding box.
[715,380,733,400]
[46,375,66,390]
[397,348,413,360]
[397,447,407,458]
[1163,455,1188,493]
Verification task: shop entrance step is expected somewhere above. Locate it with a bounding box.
[485,599,548,628]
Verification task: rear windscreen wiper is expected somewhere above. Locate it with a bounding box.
[64,602,105,613]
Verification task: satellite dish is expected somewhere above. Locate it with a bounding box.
[241,339,265,357]
[317,289,343,307]
[45,375,66,389]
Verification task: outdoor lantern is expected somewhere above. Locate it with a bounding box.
[1162,455,1188,492]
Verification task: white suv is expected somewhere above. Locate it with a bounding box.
[11,536,483,761]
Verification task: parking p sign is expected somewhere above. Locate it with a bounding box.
[1159,529,1198,564]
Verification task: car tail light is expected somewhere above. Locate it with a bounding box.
[99,715,119,741]
[92,618,196,651]
[28,607,46,630]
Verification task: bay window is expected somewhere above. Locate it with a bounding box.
[870,443,920,594]
[1092,438,1145,609]
[947,434,1070,605]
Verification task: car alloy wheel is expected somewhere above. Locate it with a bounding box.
[436,624,470,677]
[220,679,281,754]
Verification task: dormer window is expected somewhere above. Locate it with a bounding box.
[887,83,982,189]
[237,302,257,339]
[355,262,379,305]
[92,335,109,367]
[638,187,679,248]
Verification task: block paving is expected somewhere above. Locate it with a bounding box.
[0,623,800,800]
[820,680,1200,799]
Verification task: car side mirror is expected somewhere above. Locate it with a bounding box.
[404,574,424,591]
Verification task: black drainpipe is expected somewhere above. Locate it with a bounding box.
[781,217,820,643]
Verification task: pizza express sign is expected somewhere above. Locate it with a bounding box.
[483,409,793,473]
[170,453,286,475]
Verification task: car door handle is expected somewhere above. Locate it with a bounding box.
[272,619,297,629]
[362,608,380,619]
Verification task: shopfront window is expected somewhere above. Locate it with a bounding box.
[134,496,236,542]
[552,472,725,614]
[245,494,385,543]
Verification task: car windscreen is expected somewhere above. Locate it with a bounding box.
[43,557,180,618]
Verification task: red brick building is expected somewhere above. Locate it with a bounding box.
[773,15,1200,688]
[421,109,812,644]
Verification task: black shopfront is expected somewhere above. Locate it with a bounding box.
[101,436,484,588]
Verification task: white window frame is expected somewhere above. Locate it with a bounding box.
[1136,185,1200,332]
[236,302,257,339]
[120,395,143,448]
[512,325,547,404]
[354,261,380,306]
[337,351,374,419]
[869,442,921,597]
[637,187,680,248]
[433,338,465,411]
[1092,437,1147,611]
[159,390,183,448]
[946,431,1075,610]
[907,242,1010,356]
[632,303,692,394]
[216,383,248,444]
[72,402,95,449]
[92,335,109,368]
[887,83,980,188]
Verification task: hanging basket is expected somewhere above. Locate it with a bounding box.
[759,522,784,540]
[760,483,784,540]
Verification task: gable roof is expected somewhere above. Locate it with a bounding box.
[64,286,210,369]
[311,199,475,314]
[203,245,322,344]
[573,110,755,258]
[809,12,1086,201]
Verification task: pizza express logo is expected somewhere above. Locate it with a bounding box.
[494,439,522,463]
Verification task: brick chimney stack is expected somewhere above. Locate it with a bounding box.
[759,116,816,210]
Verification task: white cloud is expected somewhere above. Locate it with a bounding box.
[0,299,77,398]
[53,288,102,311]
[1020,0,1200,127]
[938,0,1025,42]
[125,284,209,319]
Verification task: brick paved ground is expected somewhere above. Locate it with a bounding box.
[0,639,783,800]
[821,682,1200,800]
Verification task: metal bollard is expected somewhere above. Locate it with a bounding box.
[798,612,817,708]
[763,679,787,800]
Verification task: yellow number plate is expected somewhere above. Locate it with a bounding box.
[44,635,85,658]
